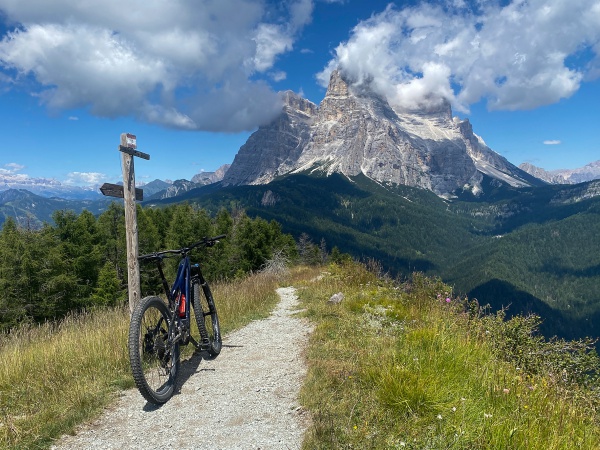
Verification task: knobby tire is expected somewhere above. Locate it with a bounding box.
[128,296,180,404]
[192,279,222,358]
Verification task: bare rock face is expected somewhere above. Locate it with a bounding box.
[223,69,538,196]
[152,179,198,199]
[223,91,317,186]
[294,70,451,192]
[457,119,534,190]
[192,164,231,185]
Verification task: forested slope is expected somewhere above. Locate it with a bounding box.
[161,173,600,341]
[2,173,599,341]
[0,203,297,330]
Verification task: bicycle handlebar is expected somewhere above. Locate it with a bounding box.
[138,234,226,262]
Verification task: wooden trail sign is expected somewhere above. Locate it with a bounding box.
[119,145,150,160]
[100,133,150,314]
[100,183,144,201]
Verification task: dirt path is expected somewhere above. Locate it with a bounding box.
[52,287,312,450]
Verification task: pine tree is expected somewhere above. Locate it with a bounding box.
[91,260,124,307]
[0,218,27,328]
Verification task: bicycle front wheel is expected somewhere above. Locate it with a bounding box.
[128,296,180,404]
[192,280,222,357]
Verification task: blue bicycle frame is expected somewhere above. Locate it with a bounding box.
[154,255,195,345]
[171,256,191,317]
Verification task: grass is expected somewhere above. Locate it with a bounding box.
[0,308,131,450]
[0,269,303,450]
[3,262,598,449]
[297,263,600,449]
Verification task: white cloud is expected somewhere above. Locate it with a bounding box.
[319,0,600,114]
[0,172,29,182]
[270,71,287,82]
[251,23,294,73]
[65,171,105,185]
[1,162,25,173]
[0,0,314,132]
[249,0,312,73]
[543,140,562,145]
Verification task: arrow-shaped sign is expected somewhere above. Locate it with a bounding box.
[100,183,144,201]
[119,145,150,160]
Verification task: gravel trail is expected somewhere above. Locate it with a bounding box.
[52,286,312,450]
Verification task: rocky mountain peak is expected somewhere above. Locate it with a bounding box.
[223,67,540,196]
[457,117,473,135]
[413,97,453,123]
[222,91,317,186]
[281,90,317,117]
[191,164,231,185]
[325,69,350,97]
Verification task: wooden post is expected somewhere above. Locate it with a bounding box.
[120,133,140,314]
[120,133,152,314]
[99,134,149,314]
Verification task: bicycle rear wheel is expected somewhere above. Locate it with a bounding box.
[128,295,180,404]
[192,280,222,357]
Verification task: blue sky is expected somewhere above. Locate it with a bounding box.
[0,0,599,187]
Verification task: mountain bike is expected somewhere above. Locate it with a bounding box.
[128,235,224,404]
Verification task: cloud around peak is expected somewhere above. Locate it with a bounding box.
[319,0,600,114]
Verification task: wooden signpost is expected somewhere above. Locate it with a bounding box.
[99,183,144,201]
[100,133,150,314]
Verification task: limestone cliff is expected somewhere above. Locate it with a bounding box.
[223,91,316,185]
[223,69,538,196]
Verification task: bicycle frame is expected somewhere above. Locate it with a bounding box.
[172,257,191,315]
[153,255,194,343]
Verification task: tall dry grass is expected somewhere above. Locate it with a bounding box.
[0,307,131,449]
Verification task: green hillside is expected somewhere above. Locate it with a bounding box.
[0,189,112,228]
[154,173,600,341]
[299,264,600,449]
[155,173,488,273]
[445,206,600,339]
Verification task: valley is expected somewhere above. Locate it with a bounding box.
[151,172,600,341]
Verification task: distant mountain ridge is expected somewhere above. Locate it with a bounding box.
[0,164,231,226]
[145,164,230,200]
[0,189,111,228]
[140,179,171,197]
[0,164,229,199]
[519,161,600,184]
[0,175,102,200]
[146,179,199,200]
[192,164,231,185]
[223,69,541,197]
